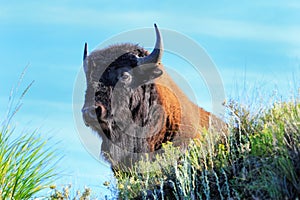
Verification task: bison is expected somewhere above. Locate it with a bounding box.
[82,24,226,169]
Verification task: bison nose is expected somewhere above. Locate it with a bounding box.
[95,102,107,122]
[81,106,97,126]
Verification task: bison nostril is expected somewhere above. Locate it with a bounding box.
[95,102,107,121]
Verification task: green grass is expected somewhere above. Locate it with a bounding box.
[113,91,300,199]
[2,69,299,199]
[0,69,98,199]
[0,128,57,199]
[0,72,58,200]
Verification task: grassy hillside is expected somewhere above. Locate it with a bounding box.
[114,94,300,199]
[1,76,298,199]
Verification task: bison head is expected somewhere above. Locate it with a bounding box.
[82,24,170,168]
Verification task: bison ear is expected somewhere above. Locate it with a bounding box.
[83,42,88,73]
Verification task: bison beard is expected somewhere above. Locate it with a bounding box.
[82,24,225,169]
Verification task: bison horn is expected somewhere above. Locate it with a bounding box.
[137,24,163,66]
[83,43,89,73]
[83,42,88,61]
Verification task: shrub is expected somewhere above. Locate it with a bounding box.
[113,91,300,199]
[46,184,92,200]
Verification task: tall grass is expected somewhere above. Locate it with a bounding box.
[0,129,57,199]
[0,70,58,199]
[113,89,300,199]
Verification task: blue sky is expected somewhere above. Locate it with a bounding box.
[0,0,300,197]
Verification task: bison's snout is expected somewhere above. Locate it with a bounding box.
[82,102,108,126]
[82,106,97,127]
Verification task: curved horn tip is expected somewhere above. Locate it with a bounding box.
[83,42,88,61]
[153,23,162,49]
[137,24,163,65]
[154,23,159,34]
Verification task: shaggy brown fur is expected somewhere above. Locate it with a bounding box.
[82,28,226,169]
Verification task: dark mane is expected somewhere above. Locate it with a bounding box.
[82,25,226,169]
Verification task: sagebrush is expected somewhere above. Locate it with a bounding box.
[114,93,300,199]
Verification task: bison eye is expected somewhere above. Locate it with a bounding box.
[119,72,132,84]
